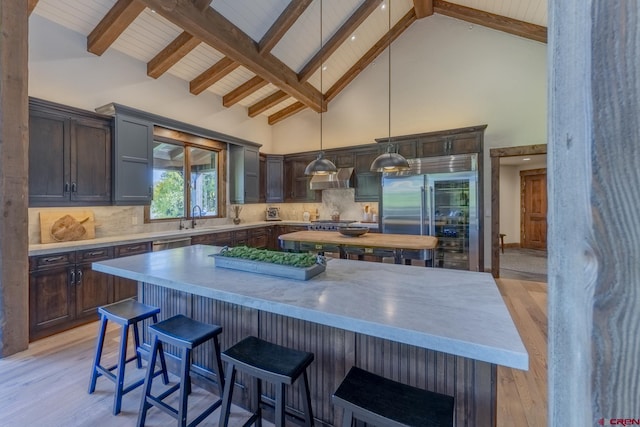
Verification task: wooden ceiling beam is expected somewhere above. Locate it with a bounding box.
[28,0,39,15]
[190,56,240,95]
[248,90,290,118]
[413,0,434,19]
[433,0,547,43]
[147,31,201,78]
[138,0,324,112]
[223,76,269,107]
[298,0,380,83]
[87,0,146,56]
[326,9,416,103]
[268,102,307,125]
[259,0,313,55]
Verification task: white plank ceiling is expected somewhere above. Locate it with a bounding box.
[32,0,547,121]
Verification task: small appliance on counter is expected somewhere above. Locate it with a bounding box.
[265,206,281,221]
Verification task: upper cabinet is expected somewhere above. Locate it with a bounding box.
[229,145,260,204]
[265,155,284,203]
[29,99,112,207]
[378,125,487,159]
[353,148,381,202]
[284,153,322,202]
[112,113,154,205]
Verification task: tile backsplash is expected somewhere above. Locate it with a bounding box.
[28,189,378,244]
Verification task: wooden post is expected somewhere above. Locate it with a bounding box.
[549,0,640,424]
[0,0,29,357]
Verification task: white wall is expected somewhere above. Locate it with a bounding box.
[271,14,547,153]
[28,14,274,151]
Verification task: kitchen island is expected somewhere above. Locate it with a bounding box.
[279,230,438,264]
[93,245,527,427]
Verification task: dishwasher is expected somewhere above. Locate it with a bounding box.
[151,236,192,251]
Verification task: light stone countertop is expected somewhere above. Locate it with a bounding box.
[28,221,311,256]
[92,245,528,370]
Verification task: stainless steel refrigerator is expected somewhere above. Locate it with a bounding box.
[381,154,480,271]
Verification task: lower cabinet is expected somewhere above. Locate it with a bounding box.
[28,242,151,342]
[29,248,112,341]
[112,242,151,302]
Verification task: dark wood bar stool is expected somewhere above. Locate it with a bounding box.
[137,314,224,427]
[218,336,314,427]
[332,366,455,427]
[88,299,168,415]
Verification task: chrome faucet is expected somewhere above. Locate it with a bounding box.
[191,205,202,228]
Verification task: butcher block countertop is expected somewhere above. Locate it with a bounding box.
[278,230,438,250]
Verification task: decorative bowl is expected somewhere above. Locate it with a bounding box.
[338,226,369,237]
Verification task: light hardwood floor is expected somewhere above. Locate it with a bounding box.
[0,278,547,427]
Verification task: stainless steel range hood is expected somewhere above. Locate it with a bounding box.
[309,167,353,190]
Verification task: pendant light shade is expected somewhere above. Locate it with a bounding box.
[370,0,409,173]
[305,152,337,175]
[370,146,410,172]
[305,0,337,176]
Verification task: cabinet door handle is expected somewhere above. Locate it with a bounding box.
[148,186,153,197]
[70,269,76,285]
[71,182,77,193]
[64,183,70,193]
[76,268,83,285]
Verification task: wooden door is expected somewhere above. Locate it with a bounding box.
[521,169,547,249]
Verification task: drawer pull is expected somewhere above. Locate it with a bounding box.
[125,245,142,251]
[43,256,64,263]
[88,251,106,257]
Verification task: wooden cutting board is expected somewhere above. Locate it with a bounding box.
[39,210,96,244]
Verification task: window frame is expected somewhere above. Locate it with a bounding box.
[144,126,227,223]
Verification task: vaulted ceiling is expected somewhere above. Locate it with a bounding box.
[29,0,546,125]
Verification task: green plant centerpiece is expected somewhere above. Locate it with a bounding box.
[214,246,326,280]
[219,246,321,267]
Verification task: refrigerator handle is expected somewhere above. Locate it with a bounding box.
[420,186,426,235]
[429,185,435,235]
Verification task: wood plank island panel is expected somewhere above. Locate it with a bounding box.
[137,283,496,426]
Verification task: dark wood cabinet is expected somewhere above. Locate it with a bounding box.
[248,227,269,249]
[113,113,154,205]
[265,155,284,202]
[379,126,486,159]
[112,242,151,301]
[29,99,112,207]
[230,145,260,204]
[284,154,322,202]
[353,149,381,202]
[29,247,113,341]
[75,248,113,321]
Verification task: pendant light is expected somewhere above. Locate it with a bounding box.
[305,0,337,176]
[370,2,410,173]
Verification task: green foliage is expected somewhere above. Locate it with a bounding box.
[220,246,318,268]
[151,171,184,219]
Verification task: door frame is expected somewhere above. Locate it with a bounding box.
[489,144,547,278]
[520,168,548,249]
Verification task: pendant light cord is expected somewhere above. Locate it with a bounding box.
[320,0,323,153]
[387,1,392,148]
